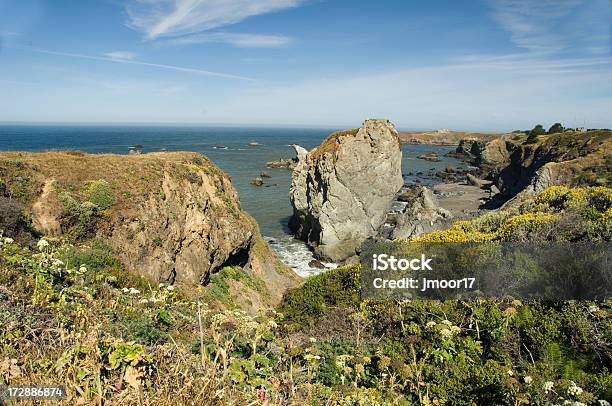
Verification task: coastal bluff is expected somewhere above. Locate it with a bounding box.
[0,151,298,306]
[289,119,403,262]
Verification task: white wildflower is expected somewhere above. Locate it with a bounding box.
[507,370,514,376]
[128,288,140,295]
[567,381,583,397]
[450,325,461,335]
[425,321,436,329]
[439,328,453,339]
[166,285,174,291]
[37,239,50,251]
[121,288,129,293]
[52,259,64,267]
[440,319,453,326]
[158,283,165,288]
[543,381,555,393]
[78,265,88,274]
[138,298,149,304]
[588,305,599,313]
[524,376,533,384]
[304,354,321,362]
[309,337,317,343]
[3,237,14,244]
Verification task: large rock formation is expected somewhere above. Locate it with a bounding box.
[289,119,403,261]
[0,151,297,305]
[455,137,510,166]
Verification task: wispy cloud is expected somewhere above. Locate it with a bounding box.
[487,0,585,52]
[164,32,291,47]
[201,52,612,129]
[11,46,256,81]
[104,51,138,61]
[126,0,304,39]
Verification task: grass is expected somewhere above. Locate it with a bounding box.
[310,128,360,159]
[1,186,611,404]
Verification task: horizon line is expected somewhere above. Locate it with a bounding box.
[0,120,527,133]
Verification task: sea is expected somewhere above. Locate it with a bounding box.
[0,125,466,277]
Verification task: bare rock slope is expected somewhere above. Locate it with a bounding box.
[289,119,403,261]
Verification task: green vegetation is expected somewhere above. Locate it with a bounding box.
[82,179,115,210]
[311,128,360,159]
[526,124,546,144]
[0,186,610,405]
[548,122,565,134]
[411,186,610,243]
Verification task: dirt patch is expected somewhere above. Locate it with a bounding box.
[31,179,62,236]
[433,182,490,217]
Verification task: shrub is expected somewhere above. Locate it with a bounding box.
[59,193,99,240]
[279,265,361,329]
[82,180,114,210]
[548,123,564,134]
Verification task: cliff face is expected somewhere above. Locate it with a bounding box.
[0,151,297,305]
[496,131,611,201]
[290,119,403,261]
[455,137,511,166]
[454,130,612,207]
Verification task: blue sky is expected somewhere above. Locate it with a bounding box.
[0,0,610,131]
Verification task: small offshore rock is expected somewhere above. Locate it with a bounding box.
[417,153,440,162]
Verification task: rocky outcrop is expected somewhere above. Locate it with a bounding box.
[501,162,572,207]
[289,119,403,261]
[417,153,440,162]
[0,151,298,304]
[455,137,510,166]
[382,186,452,240]
[111,163,256,285]
[266,158,297,170]
[466,173,487,187]
[465,130,611,207]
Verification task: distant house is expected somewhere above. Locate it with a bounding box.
[436,129,450,134]
[576,127,586,132]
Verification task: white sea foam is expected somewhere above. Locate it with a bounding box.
[265,235,336,278]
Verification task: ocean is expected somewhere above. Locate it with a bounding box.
[0,125,466,277]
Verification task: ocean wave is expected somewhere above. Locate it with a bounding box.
[265,235,336,278]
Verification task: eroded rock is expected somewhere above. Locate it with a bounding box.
[289,119,403,261]
[385,186,453,240]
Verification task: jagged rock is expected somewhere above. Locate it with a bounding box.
[387,186,453,240]
[265,158,297,169]
[251,177,264,186]
[289,119,403,261]
[501,162,567,207]
[260,171,271,178]
[455,138,510,165]
[466,173,486,187]
[308,259,326,269]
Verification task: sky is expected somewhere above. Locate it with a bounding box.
[0,0,611,131]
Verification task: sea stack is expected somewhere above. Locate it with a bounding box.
[289,119,403,261]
